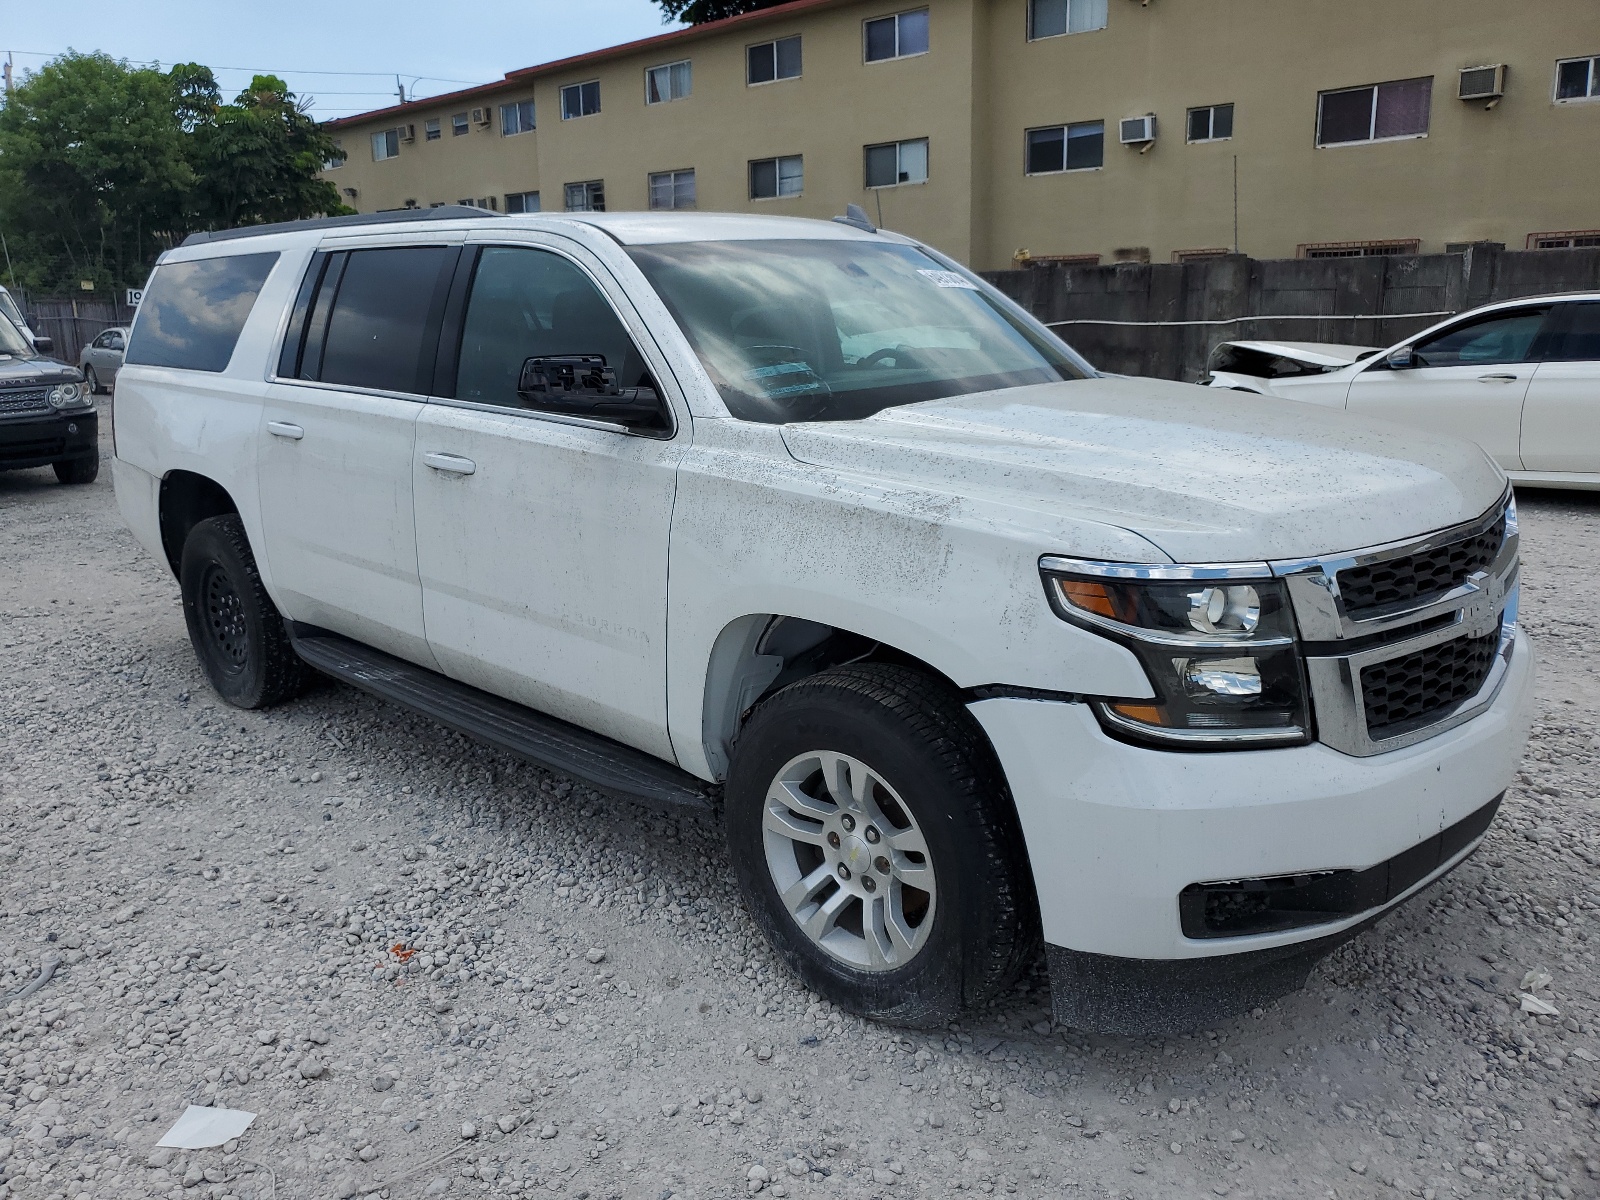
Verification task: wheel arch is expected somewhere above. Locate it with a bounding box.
[158,470,240,578]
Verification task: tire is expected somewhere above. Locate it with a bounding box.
[727,663,1039,1027]
[84,365,100,394]
[52,456,98,485]
[179,514,310,709]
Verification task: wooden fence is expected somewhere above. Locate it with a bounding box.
[17,296,140,366]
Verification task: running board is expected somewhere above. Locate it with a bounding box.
[288,628,714,811]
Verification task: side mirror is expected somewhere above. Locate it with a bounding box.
[32,334,54,355]
[517,355,667,429]
[1384,346,1415,370]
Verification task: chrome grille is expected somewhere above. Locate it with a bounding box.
[0,388,51,418]
[1336,517,1505,615]
[1360,630,1500,737]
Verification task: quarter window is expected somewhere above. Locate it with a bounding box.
[1316,78,1431,146]
[313,248,456,394]
[748,35,802,84]
[1027,0,1107,39]
[125,253,279,373]
[649,169,697,210]
[500,99,536,135]
[1546,302,1600,362]
[454,246,653,412]
[1409,307,1553,369]
[1026,121,1104,173]
[371,129,400,161]
[1187,103,1234,143]
[424,118,441,141]
[452,112,469,136]
[505,190,541,214]
[865,138,928,187]
[749,155,803,199]
[564,180,606,212]
[1555,56,1600,101]
[646,60,692,104]
[560,81,601,120]
[865,9,929,62]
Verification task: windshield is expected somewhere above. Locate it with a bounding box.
[0,308,34,357]
[0,291,26,333]
[627,239,1090,423]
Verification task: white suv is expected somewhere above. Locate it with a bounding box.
[112,207,1534,1032]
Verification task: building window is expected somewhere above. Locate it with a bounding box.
[749,155,803,199]
[371,129,400,161]
[1316,78,1431,146]
[1527,228,1600,249]
[452,112,469,136]
[649,169,697,210]
[1555,56,1600,101]
[506,191,541,214]
[864,138,928,187]
[561,81,601,120]
[564,180,605,212]
[1173,247,1230,263]
[1027,0,1106,39]
[456,198,499,211]
[748,35,802,84]
[423,118,441,141]
[646,60,692,104]
[500,99,536,136]
[1297,238,1421,259]
[323,140,346,170]
[1187,103,1233,143]
[865,9,929,62]
[1025,121,1104,173]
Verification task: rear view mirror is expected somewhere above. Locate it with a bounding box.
[517,355,667,430]
[1385,346,1415,370]
[33,334,54,355]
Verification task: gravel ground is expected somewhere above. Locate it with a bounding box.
[1,427,1598,1200]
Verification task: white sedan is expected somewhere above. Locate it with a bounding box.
[1204,293,1600,491]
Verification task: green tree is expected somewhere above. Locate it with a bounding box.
[0,51,192,292]
[656,0,790,23]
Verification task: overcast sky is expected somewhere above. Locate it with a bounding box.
[14,0,683,120]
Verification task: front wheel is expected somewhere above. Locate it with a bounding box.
[727,663,1038,1027]
[179,514,309,709]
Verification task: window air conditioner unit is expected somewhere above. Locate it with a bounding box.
[471,107,491,126]
[1119,115,1157,145]
[398,124,416,142]
[1458,64,1506,101]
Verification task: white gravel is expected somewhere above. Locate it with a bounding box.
[1,437,1598,1200]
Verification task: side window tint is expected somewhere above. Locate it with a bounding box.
[125,252,279,372]
[454,246,650,408]
[318,247,453,393]
[1547,302,1600,362]
[1412,309,1551,369]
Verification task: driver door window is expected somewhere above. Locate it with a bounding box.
[1410,308,1551,368]
[452,245,652,411]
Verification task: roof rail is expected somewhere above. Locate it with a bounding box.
[179,205,502,247]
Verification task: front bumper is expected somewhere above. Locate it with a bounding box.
[971,626,1534,1028]
[0,409,98,471]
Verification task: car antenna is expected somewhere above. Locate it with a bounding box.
[832,203,876,233]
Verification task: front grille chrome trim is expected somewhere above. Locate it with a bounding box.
[1271,489,1519,757]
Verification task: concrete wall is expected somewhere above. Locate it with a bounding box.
[982,246,1600,381]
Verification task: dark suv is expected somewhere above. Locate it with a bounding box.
[0,316,98,484]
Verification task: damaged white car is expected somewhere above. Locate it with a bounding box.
[112,207,1533,1033]
[1204,294,1600,491]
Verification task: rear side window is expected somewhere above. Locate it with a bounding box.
[1546,302,1600,362]
[282,247,456,394]
[125,252,279,372]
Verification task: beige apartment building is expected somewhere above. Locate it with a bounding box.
[323,0,1600,273]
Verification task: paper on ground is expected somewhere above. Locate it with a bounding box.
[156,1105,258,1149]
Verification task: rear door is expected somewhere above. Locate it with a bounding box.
[257,239,460,666]
[1343,304,1557,470]
[410,234,688,759]
[1520,301,1600,474]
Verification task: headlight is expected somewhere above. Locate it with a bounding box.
[1041,558,1311,748]
[48,382,88,409]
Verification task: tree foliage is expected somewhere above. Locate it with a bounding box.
[0,52,348,293]
[656,0,791,24]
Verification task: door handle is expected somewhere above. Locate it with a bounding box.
[1476,373,1518,383]
[266,421,305,440]
[423,452,476,476]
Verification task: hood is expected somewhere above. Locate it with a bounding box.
[780,377,1506,564]
[0,356,78,385]
[1221,340,1381,368]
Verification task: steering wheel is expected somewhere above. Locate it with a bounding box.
[860,345,921,368]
